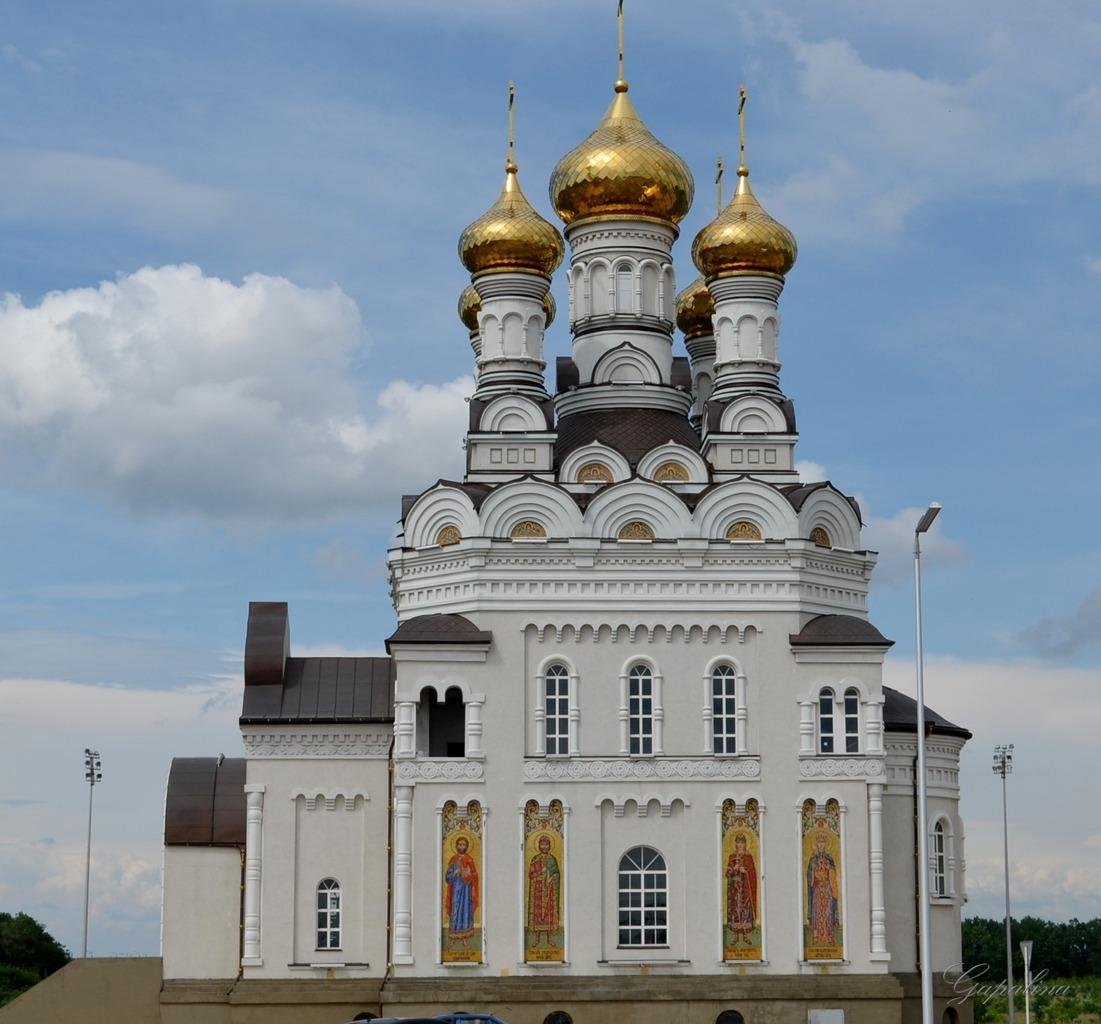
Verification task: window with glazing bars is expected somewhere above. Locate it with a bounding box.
[316,878,341,949]
[818,688,835,753]
[711,664,737,754]
[933,821,947,897]
[628,664,653,755]
[544,664,569,756]
[844,687,860,753]
[617,846,667,947]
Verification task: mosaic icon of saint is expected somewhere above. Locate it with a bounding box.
[526,833,561,947]
[445,835,479,947]
[725,832,757,944]
[807,829,840,946]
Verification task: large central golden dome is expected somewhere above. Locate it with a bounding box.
[550,83,694,228]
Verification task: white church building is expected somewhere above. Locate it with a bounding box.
[159,37,971,1024]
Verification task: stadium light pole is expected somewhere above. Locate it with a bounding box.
[1020,939,1033,1024]
[82,748,102,958]
[914,501,941,1024]
[994,744,1016,1024]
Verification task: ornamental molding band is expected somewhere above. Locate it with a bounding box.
[242,729,391,759]
[798,757,885,779]
[529,622,762,644]
[396,759,486,784]
[523,756,761,782]
[292,789,370,811]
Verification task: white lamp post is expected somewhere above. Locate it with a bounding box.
[914,501,941,1024]
[82,748,102,958]
[1020,939,1033,1024]
[994,744,1016,1023]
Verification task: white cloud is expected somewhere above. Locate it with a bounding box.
[0,265,472,524]
[863,505,966,584]
[1086,256,1101,277]
[1,43,42,76]
[1020,585,1101,657]
[795,459,827,482]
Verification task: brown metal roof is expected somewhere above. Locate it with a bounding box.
[555,407,700,467]
[882,685,971,740]
[244,602,288,687]
[240,656,394,723]
[164,756,246,847]
[386,613,493,652]
[789,614,893,647]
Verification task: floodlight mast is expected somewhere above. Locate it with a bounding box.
[994,744,1016,1023]
[82,748,102,958]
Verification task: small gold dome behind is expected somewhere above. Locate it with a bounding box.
[458,283,556,332]
[692,167,797,280]
[459,164,565,278]
[675,275,715,338]
[550,85,694,227]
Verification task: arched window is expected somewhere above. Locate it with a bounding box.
[933,821,947,897]
[618,520,655,541]
[628,664,654,755]
[618,846,667,947]
[653,460,689,482]
[544,664,570,756]
[844,687,860,753]
[316,878,341,949]
[941,1007,960,1024]
[511,519,547,539]
[544,1014,573,1024]
[615,264,634,314]
[715,1012,746,1024]
[711,664,737,754]
[577,461,613,483]
[726,520,763,541]
[818,687,835,753]
[810,526,832,548]
[436,524,462,546]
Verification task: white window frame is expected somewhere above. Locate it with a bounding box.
[544,664,570,756]
[710,664,738,755]
[316,877,342,950]
[817,687,836,754]
[617,846,668,948]
[620,661,663,756]
[843,686,861,754]
[931,816,957,899]
[535,659,579,756]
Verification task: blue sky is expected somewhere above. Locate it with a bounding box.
[1,0,1098,956]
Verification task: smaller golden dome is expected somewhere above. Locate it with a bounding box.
[550,84,694,227]
[457,283,556,332]
[675,275,715,338]
[459,163,564,278]
[691,167,797,280]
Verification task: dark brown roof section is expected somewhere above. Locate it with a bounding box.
[241,656,394,724]
[386,613,493,652]
[790,614,894,648]
[164,756,246,847]
[555,407,700,467]
[244,602,289,687]
[883,686,971,740]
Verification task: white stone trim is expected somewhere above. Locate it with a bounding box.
[394,759,485,784]
[868,782,889,960]
[798,756,886,779]
[522,757,760,782]
[242,726,391,759]
[392,784,414,964]
[242,785,265,966]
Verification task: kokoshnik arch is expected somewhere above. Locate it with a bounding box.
[160,11,972,1024]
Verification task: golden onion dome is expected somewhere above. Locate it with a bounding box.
[457,282,556,333]
[691,165,797,279]
[675,275,715,338]
[550,82,694,227]
[459,161,564,278]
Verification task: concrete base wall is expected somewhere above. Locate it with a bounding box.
[0,957,161,1024]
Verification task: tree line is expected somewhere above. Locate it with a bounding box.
[963,917,1101,981]
[0,913,71,1006]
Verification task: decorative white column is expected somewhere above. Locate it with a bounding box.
[392,784,415,964]
[465,694,485,760]
[395,701,416,759]
[617,671,629,754]
[568,668,580,756]
[242,784,265,966]
[701,670,713,754]
[868,782,890,960]
[798,699,816,754]
[865,696,885,755]
[653,670,665,755]
[735,671,748,755]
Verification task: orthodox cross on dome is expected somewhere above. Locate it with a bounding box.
[615,0,627,92]
[506,80,517,172]
[715,155,725,215]
[738,84,749,175]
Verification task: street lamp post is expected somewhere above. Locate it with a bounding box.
[914,501,942,1024]
[994,744,1016,1024]
[1020,939,1033,1024]
[82,748,102,958]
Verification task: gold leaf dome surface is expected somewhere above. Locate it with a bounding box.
[550,85,694,227]
[459,164,564,277]
[691,168,797,279]
[457,283,556,332]
[675,275,715,338]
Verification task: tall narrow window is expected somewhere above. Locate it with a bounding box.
[617,846,667,947]
[628,664,654,755]
[933,821,947,897]
[844,687,860,753]
[544,664,570,756]
[316,878,341,949]
[818,688,835,753]
[711,665,737,754]
[615,264,634,314]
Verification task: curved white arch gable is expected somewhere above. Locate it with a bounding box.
[694,479,798,540]
[798,487,862,550]
[720,394,788,434]
[479,393,545,433]
[585,479,696,539]
[558,442,632,484]
[592,344,661,385]
[637,442,710,484]
[403,485,480,549]
[479,479,586,539]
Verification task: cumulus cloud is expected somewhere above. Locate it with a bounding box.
[863,505,966,584]
[795,459,828,482]
[0,265,472,524]
[1018,585,1101,657]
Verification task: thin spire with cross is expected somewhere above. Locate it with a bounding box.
[738,85,749,175]
[615,0,627,91]
[715,155,725,214]
[506,81,517,173]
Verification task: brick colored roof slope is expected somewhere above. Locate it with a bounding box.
[164,756,246,846]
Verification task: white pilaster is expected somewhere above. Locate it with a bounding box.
[868,782,890,960]
[242,784,265,966]
[465,694,485,760]
[392,784,415,964]
[798,699,816,755]
[395,701,416,759]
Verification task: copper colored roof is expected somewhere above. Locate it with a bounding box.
[244,602,289,687]
[386,613,493,652]
[240,656,394,723]
[164,756,246,847]
[789,614,893,647]
[882,686,971,740]
[555,408,700,467]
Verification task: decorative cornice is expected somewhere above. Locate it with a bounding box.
[292,789,370,811]
[242,727,390,759]
[395,759,485,784]
[523,757,761,782]
[798,757,885,779]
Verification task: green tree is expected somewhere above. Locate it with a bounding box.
[0,913,71,1006]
